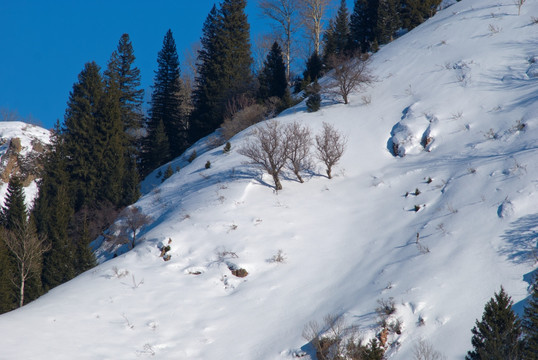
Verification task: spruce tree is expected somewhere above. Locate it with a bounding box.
[2,176,27,230]
[104,33,144,204]
[377,0,400,44]
[0,239,16,313]
[523,274,538,359]
[333,0,351,55]
[350,0,381,52]
[63,62,106,211]
[466,287,524,360]
[258,42,288,101]
[322,19,338,62]
[35,121,76,291]
[303,52,323,84]
[191,0,253,142]
[145,29,187,168]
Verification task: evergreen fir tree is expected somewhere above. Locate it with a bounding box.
[0,239,16,313]
[2,176,27,230]
[377,0,400,44]
[333,0,351,55]
[190,0,253,142]
[523,274,538,359]
[104,33,144,148]
[145,29,187,167]
[350,0,379,52]
[35,121,76,291]
[466,287,524,360]
[63,61,106,211]
[258,42,288,101]
[104,33,144,205]
[303,52,323,84]
[322,19,338,62]
[400,0,441,30]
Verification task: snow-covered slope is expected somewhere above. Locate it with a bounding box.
[1,1,537,359]
[0,121,51,209]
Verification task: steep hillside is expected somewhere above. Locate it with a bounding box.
[0,121,51,209]
[0,1,537,359]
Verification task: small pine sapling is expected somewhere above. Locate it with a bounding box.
[205,161,211,169]
[223,142,231,153]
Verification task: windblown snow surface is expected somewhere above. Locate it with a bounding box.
[1,1,537,358]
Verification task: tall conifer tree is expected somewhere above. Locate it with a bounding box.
[350,0,378,52]
[191,0,253,142]
[144,29,186,172]
[466,287,524,360]
[377,0,400,44]
[523,275,538,359]
[2,176,27,230]
[258,42,288,101]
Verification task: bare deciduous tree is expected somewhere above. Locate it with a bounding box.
[413,339,447,360]
[3,221,50,307]
[515,0,526,15]
[258,0,300,80]
[239,120,289,190]
[315,122,347,179]
[285,121,313,183]
[325,52,373,104]
[299,0,334,55]
[109,206,152,249]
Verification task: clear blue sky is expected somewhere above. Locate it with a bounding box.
[0,0,352,129]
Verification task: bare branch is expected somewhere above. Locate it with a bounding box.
[285,121,313,183]
[3,221,50,307]
[298,0,334,55]
[325,52,373,104]
[239,120,289,190]
[315,122,347,179]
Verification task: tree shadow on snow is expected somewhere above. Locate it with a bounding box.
[499,213,538,265]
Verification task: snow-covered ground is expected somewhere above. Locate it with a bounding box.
[1,0,537,358]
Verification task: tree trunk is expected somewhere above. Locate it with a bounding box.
[326,167,332,179]
[272,173,283,190]
[19,274,25,308]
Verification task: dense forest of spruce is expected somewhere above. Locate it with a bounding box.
[0,0,445,313]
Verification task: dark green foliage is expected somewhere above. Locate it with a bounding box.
[191,0,253,142]
[324,0,351,62]
[523,274,538,359]
[144,29,187,171]
[304,52,323,84]
[2,176,27,230]
[205,161,211,169]
[162,165,173,183]
[377,0,400,44]
[350,0,378,52]
[466,287,524,360]
[188,150,197,163]
[35,123,76,291]
[0,240,16,312]
[104,33,143,205]
[258,42,288,101]
[223,142,231,153]
[306,94,321,113]
[400,0,442,31]
[104,33,144,150]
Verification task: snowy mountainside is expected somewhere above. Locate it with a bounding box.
[1,1,538,359]
[0,121,51,209]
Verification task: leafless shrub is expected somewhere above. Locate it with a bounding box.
[239,120,289,190]
[285,122,313,183]
[216,249,239,262]
[376,297,396,318]
[225,93,256,120]
[531,16,538,24]
[107,206,152,249]
[515,0,526,16]
[269,249,287,263]
[413,339,447,360]
[325,52,373,104]
[303,314,383,360]
[131,274,144,289]
[111,266,129,278]
[315,122,347,179]
[221,103,267,141]
[488,23,501,34]
[361,95,372,105]
[450,111,463,120]
[121,313,135,329]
